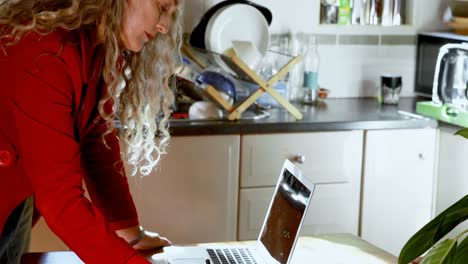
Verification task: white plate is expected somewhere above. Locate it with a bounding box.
[204,4,270,73]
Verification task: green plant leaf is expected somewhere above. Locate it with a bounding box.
[421,238,457,264]
[453,233,468,264]
[436,208,468,240]
[399,195,468,264]
[399,220,444,264]
[455,128,468,139]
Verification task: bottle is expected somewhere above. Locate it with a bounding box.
[288,31,304,103]
[302,36,320,105]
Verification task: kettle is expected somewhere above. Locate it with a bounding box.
[432,43,468,111]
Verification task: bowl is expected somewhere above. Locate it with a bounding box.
[195,71,237,102]
[188,101,223,120]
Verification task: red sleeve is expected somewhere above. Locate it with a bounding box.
[80,118,140,231]
[8,55,149,264]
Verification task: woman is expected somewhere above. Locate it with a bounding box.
[0,0,182,263]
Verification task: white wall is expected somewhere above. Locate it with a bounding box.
[182,0,448,98]
[318,44,417,97]
[182,0,205,33]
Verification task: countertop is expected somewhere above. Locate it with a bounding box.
[169,98,438,136]
[22,234,397,264]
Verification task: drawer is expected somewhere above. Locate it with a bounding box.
[238,183,360,240]
[240,131,363,188]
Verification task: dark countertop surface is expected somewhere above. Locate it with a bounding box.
[169,97,439,136]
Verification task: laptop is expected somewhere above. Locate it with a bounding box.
[164,159,315,264]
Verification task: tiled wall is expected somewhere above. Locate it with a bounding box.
[182,0,448,98]
[313,38,416,98]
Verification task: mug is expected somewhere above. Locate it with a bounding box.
[381,75,402,105]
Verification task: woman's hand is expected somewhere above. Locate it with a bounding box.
[116,225,172,250]
[132,229,172,250]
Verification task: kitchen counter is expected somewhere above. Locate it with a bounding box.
[169,98,438,136]
[22,234,397,264]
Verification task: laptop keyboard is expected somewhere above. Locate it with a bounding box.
[206,248,258,264]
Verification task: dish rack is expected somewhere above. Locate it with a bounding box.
[182,44,304,121]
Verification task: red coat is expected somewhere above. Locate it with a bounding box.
[0,29,149,263]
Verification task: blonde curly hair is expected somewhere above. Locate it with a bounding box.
[0,0,183,176]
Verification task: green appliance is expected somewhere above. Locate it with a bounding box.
[416,43,468,127]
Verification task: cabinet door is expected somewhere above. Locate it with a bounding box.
[239,131,363,240]
[361,129,437,256]
[241,131,363,187]
[437,129,468,237]
[239,182,361,240]
[30,135,240,251]
[129,135,240,244]
[30,219,69,252]
[238,188,273,240]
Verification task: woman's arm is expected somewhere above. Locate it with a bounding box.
[7,54,149,264]
[80,106,171,250]
[80,117,140,232]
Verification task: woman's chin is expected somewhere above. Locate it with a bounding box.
[122,40,144,53]
[127,45,143,53]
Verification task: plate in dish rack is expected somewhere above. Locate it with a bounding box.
[204,4,270,72]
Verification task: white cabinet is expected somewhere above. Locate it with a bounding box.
[436,128,468,238]
[361,128,437,256]
[238,131,363,240]
[30,128,441,253]
[129,135,240,244]
[30,219,69,252]
[30,135,240,251]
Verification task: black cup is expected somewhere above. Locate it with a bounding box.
[381,75,402,105]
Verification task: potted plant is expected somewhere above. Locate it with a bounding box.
[398,130,468,264]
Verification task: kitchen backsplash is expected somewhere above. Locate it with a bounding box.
[267,33,417,98]
[182,0,447,98]
[313,37,416,98]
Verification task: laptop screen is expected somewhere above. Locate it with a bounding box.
[259,167,312,264]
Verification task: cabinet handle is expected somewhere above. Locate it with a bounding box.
[291,155,306,164]
[418,153,425,160]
